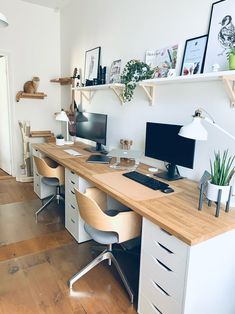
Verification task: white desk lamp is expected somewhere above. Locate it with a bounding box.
[55,109,73,145]
[0,12,8,27]
[179,108,235,206]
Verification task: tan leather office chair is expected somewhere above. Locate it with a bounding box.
[68,187,142,303]
[33,156,65,221]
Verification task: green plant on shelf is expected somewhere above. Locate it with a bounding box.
[121,59,154,103]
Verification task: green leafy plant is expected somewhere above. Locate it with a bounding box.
[210,150,235,186]
[56,134,64,139]
[121,60,154,103]
[226,47,235,60]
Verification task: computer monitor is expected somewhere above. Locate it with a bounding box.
[76,112,107,152]
[145,122,195,181]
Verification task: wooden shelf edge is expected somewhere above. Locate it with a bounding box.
[50,77,72,85]
[16,91,47,102]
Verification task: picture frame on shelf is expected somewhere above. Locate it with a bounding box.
[180,35,208,76]
[84,47,101,85]
[203,0,234,73]
[109,59,122,83]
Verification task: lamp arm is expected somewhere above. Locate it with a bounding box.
[204,117,235,141]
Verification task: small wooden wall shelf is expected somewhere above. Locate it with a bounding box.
[73,83,125,105]
[16,91,47,102]
[50,77,72,85]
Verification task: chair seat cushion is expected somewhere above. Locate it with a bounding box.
[41,177,59,186]
[84,223,118,245]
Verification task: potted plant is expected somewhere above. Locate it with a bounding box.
[56,134,64,146]
[121,60,154,103]
[207,150,235,202]
[227,46,235,70]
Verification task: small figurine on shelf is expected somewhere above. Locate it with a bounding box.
[23,76,40,93]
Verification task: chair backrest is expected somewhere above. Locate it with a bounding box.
[75,188,142,243]
[33,156,65,185]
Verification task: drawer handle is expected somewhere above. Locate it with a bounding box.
[36,173,39,176]
[70,180,75,185]
[71,204,75,209]
[71,190,75,195]
[153,281,170,296]
[71,171,75,174]
[71,218,75,223]
[155,258,172,272]
[157,242,174,254]
[152,304,163,314]
[160,228,172,236]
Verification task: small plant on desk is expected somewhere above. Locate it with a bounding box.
[56,134,64,146]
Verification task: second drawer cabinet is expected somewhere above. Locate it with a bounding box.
[138,218,189,314]
[65,168,91,243]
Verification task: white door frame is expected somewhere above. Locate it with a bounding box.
[0,50,15,176]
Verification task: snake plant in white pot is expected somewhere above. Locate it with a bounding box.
[207,150,235,202]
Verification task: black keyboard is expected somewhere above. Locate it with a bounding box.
[122,171,169,190]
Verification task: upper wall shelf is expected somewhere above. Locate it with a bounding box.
[16,91,47,102]
[139,70,235,107]
[73,83,125,105]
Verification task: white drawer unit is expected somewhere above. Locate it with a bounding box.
[32,148,56,199]
[65,168,92,243]
[138,218,189,314]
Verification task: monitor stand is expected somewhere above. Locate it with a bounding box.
[84,142,108,154]
[154,163,182,181]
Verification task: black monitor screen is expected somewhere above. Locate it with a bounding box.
[76,112,107,148]
[145,122,195,169]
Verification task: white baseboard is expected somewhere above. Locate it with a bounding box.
[16,175,34,183]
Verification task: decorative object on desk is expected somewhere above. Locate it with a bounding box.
[0,12,8,27]
[84,46,101,85]
[121,60,154,102]
[55,110,73,145]
[227,46,235,70]
[109,59,122,83]
[146,45,178,78]
[203,0,235,72]
[55,134,64,146]
[23,77,40,93]
[180,35,208,76]
[18,121,32,180]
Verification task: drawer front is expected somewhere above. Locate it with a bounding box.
[139,294,163,314]
[65,202,79,240]
[141,251,185,302]
[142,218,188,259]
[66,187,77,207]
[65,168,80,187]
[140,275,182,314]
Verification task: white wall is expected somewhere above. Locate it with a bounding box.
[0,0,61,178]
[60,0,235,181]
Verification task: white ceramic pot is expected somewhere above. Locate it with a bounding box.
[206,181,231,202]
[56,138,64,146]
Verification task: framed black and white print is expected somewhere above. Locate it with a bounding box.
[203,0,235,73]
[84,47,101,82]
[180,35,208,76]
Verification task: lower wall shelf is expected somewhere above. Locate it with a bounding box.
[16,91,47,102]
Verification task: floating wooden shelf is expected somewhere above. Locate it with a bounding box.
[16,91,47,102]
[50,77,72,85]
[139,70,235,107]
[73,83,125,105]
[30,130,54,138]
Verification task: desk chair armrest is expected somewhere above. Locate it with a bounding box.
[85,187,107,210]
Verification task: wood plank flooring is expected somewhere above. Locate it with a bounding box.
[0,169,11,180]
[0,179,139,313]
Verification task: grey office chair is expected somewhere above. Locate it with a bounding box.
[68,187,142,303]
[33,156,65,221]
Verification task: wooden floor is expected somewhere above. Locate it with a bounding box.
[0,178,139,313]
[0,168,11,181]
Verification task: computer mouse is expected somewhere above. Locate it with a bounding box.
[162,187,174,193]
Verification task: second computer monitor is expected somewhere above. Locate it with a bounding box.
[145,122,195,180]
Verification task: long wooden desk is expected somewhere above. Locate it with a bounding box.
[32,142,235,314]
[32,141,235,246]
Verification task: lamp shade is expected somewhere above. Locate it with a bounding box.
[55,110,69,122]
[0,12,8,27]
[179,116,208,141]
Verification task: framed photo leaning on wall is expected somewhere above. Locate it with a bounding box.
[180,35,208,76]
[109,59,121,83]
[203,0,235,73]
[84,47,101,84]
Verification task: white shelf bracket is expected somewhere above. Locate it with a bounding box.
[81,91,95,104]
[139,84,155,105]
[110,86,124,105]
[222,75,235,108]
